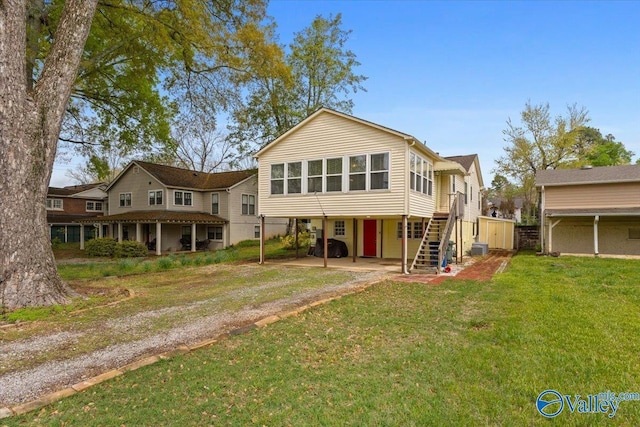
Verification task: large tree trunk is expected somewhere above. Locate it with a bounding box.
[0,0,98,310]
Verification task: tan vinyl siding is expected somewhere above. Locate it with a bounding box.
[544,182,640,209]
[407,148,437,217]
[258,113,407,218]
[109,168,164,214]
[229,176,287,244]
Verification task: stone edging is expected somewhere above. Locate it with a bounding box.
[0,280,381,419]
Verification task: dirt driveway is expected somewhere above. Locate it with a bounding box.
[0,263,389,409]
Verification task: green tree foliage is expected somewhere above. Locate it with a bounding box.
[33,0,275,161]
[230,13,367,157]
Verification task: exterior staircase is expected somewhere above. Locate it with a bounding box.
[410,195,460,274]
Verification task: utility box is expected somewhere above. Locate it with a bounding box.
[471,242,489,256]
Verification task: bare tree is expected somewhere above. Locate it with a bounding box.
[172,111,234,173]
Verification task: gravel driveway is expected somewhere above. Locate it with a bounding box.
[0,264,388,408]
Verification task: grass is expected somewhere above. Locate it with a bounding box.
[6,253,640,425]
[54,238,291,281]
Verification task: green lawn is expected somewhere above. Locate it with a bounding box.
[7,253,640,425]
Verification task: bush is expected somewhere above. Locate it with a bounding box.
[50,237,63,249]
[280,232,310,250]
[86,238,118,257]
[114,240,149,258]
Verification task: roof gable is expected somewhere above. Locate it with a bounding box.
[536,165,640,187]
[108,161,255,191]
[255,107,441,158]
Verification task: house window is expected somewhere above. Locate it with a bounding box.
[410,153,432,196]
[211,193,219,214]
[181,225,191,241]
[208,226,223,241]
[349,155,366,191]
[326,157,342,192]
[86,201,103,212]
[287,162,302,194]
[464,182,468,204]
[46,198,63,210]
[174,191,192,206]
[629,228,640,240]
[413,221,423,239]
[396,221,413,239]
[149,190,163,206]
[370,153,389,190]
[242,194,256,215]
[307,160,323,193]
[334,220,346,237]
[254,225,260,239]
[452,177,456,193]
[119,193,131,207]
[425,162,433,196]
[271,163,284,195]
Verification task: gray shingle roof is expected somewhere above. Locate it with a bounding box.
[444,154,477,172]
[536,165,640,187]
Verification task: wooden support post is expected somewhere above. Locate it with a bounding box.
[352,218,357,262]
[295,218,299,259]
[259,215,265,264]
[323,216,328,268]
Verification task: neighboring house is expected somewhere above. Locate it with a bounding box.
[254,108,485,273]
[536,165,640,256]
[486,197,523,222]
[47,184,107,243]
[82,161,287,255]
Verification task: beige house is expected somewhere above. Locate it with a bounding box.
[83,161,287,255]
[536,165,640,256]
[255,108,485,273]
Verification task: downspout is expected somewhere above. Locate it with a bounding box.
[594,215,599,257]
[540,186,545,252]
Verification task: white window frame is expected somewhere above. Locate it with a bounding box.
[211,192,219,215]
[86,201,103,212]
[334,220,346,237]
[270,163,285,195]
[148,190,163,206]
[119,192,132,207]
[46,198,63,210]
[348,154,367,192]
[174,190,193,206]
[242,194,256,215]
[254,225,261,239]
[369,152,390,191]
[325,157,343,192]
[410,152,433,196]
[208,225,223,241]
[287,161,302,194]
[307,159,324,193]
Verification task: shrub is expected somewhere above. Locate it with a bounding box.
[157,257,174,270]
[50,237,63,249]
[86,238,118,257]
[114,240,149,258]
[280,232,310,250]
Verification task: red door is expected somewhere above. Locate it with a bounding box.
[363,220,377,257]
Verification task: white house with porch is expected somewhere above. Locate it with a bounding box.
[255,108,484,273]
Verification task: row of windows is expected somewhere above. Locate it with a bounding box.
[46,198,103,212]
[410,153,434,196]
[119,190,256,216]
[270,153,390,195]
[396,221,425,240]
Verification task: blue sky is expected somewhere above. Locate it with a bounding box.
[51,0,640,186]
[267,0,640,184]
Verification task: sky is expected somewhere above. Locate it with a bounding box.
[50,0,640,187]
